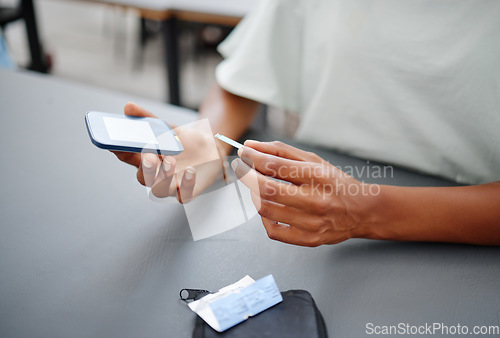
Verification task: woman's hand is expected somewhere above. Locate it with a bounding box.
[112,102,225,203]
[232,140,379,246]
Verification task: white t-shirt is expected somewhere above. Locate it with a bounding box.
[216,0,500,184]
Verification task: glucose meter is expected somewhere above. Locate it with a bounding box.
[85,111,183,155]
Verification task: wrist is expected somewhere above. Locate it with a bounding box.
[350,183,393,241]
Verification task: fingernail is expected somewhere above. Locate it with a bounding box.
[185,167,195,180]
[237,147,243,157]
[142,157,153,169]
[244,140,259,145]
[231,159,239,171]
[241,155,253,167]
[163,160,171,172]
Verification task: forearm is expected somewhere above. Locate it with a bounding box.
[359,182,500,245]
[199,83,260,155]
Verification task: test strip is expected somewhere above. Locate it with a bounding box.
[214,133,244,150]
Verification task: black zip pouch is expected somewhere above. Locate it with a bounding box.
[186,289,328,338]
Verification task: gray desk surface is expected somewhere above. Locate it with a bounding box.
[1,68,499,337]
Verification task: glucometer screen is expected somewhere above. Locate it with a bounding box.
[103,116,158,144]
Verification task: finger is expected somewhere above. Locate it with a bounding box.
[261,217,322,247]
[250,192,322,232]
[136,168,145,186]
[238,146,327,185]
[177,166,196,203]
[243,140,324,163]
[112,151,142,168]
[231,158,311,210]
[124,102,157,118]
[151,156,176,198]
[141,152,160,187]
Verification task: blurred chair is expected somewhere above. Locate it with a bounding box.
[0,0,50,72]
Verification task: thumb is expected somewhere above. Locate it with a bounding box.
[124,102,157,118]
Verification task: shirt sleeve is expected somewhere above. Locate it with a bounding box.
[216,0,303,113]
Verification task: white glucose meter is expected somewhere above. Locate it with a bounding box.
[85,111,183,155]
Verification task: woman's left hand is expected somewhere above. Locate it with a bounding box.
[232,140,379,247]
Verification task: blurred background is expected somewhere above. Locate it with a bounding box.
[1,0,243,109]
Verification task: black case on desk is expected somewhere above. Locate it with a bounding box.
[192,290,328,338]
